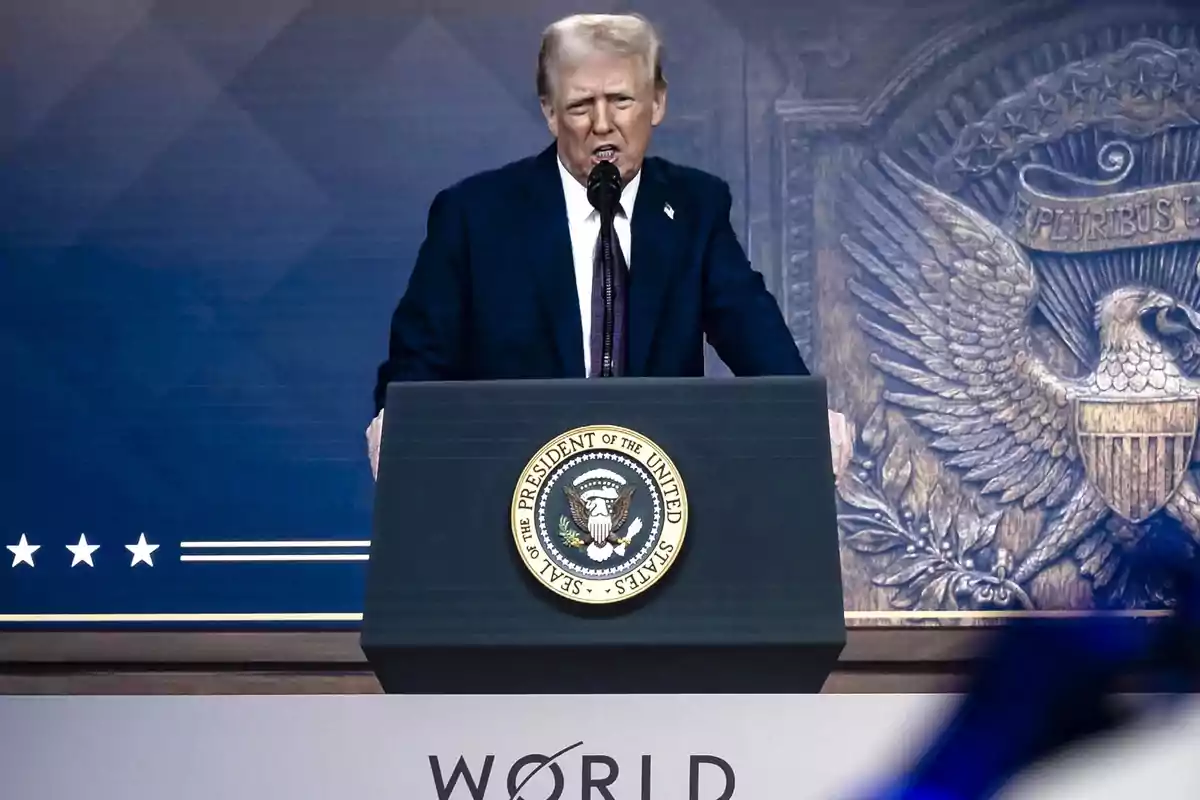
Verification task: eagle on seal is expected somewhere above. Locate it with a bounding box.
[565,484,635,546]
[842,154,1200,589]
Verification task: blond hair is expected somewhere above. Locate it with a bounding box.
[537,13,666,101]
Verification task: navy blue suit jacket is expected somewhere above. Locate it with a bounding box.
[374,144,808,412]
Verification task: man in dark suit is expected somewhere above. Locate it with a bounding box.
[368,12,852,477]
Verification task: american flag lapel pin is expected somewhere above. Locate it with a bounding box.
[663,202,674,219]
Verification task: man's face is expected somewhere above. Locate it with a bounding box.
[541,51,666,186]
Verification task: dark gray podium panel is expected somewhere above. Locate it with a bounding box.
[361,377,845,693]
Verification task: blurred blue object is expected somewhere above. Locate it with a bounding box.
[865,546,1200,799]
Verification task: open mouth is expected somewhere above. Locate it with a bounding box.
[592,145,618,161]
[1154,305,1200,338]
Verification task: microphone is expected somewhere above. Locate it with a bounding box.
[587,160,622,224]
[586,160,623,377]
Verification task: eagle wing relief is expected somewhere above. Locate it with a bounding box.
[610,486,635,532]
[840,154,1083,515]
[564,485,592,537]
[1166,339,1200,466]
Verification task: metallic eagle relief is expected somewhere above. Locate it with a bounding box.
[836,36,1200,615]
[562,482,640,561]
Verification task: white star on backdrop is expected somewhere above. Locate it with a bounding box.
[7,534,39,568]
[125,533,159,567]
[66,534,100,567]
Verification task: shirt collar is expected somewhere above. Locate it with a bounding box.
[557,154,641,224]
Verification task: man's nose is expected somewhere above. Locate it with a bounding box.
[591,101,613,134]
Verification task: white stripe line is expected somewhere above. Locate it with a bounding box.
[844,609,1172,619]
[179,540,371,549]
[0,613,364,622]
[180,554,369,562]
[0,611,1174,623]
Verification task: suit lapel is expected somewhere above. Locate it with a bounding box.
[526,144,585,377]
[627,158,682,375]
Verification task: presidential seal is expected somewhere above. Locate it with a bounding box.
[511,425,687,604]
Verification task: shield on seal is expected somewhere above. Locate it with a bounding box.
[1076,396,1200,523]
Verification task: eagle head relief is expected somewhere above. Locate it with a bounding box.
[1090,287,1200,396]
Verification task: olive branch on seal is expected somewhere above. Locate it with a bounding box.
[837,403,1033,612]
[558,516,585,549]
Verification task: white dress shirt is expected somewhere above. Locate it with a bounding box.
[557,156,640,376]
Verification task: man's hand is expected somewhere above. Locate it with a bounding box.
[366,409,384,481]
[829,409,853,482]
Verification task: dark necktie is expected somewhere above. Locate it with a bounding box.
[588,211,628,377]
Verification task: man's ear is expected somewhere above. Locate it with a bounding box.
[540,98,559,138]
[650,86,666,127]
